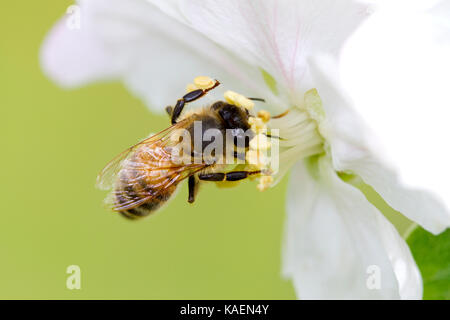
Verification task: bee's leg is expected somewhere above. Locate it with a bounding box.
[165,106,173,117]
[171,79,220,124]
[171,99,186,124]
[198,170,261,182]
[188,175,198,203]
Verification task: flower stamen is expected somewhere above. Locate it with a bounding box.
[267,89,325,184]
[224,90,255,110]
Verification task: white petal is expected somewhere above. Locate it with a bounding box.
[340,4,450,224]
[375,0,442,12]
[429,0,450,29]
[283,158,400,299]
[40,5,123,87]
[340,157,450,235]
[309,55,450,235]
[41,0,268,111]
[375,213,423,299]
[177,0,373,103]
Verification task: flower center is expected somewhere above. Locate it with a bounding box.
[266,89,325,184]
[184,76,325,191]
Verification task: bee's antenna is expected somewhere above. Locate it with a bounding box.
[264,133,284,140]
[247,97,266,102]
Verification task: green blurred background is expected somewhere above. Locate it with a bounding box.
[0,1,296,299]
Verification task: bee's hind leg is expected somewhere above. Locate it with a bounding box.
[171,78,220,124]
[188,175,199,203]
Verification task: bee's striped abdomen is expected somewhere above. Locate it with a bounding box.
[114,144,178,220]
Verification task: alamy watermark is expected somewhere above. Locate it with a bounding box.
[66,5,81,30]
[66,265,81,290]
[366,265,381,290]
[155,121,280,173]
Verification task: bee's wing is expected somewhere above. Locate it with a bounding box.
[104,190,153,212]
[97,118,209,211]
[104,160,207,212]
[96,119,190,191]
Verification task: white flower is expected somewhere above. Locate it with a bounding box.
[41,0,450,299]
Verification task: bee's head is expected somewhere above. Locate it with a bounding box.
[211,101,251,131]
[210,101,254,148]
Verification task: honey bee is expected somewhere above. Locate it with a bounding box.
[97,78,266,219]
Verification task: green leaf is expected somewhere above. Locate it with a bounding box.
[407,227,450,300]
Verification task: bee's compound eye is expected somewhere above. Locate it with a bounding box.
[219,104,251,131]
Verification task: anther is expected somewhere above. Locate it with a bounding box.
[257,110,271,123]
[248,116,267,133]
[250,133,271,151]
[224,90,255,110]
[246,150,268,169]
[257,176,273,192]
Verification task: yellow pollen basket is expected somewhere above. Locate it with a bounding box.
[194,76,215,89]
[186,75,216,92]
